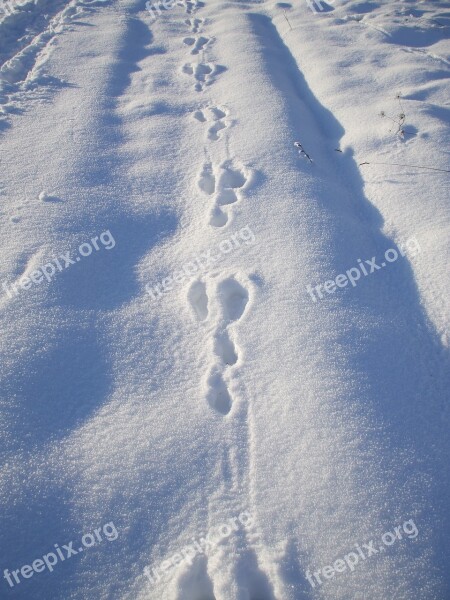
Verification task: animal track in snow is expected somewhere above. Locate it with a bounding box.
[182,63,219,92]
[206,368,233,415]
[175,542,276,600]
[182,63,225,92]
[197,162,216,195]
[193,106,230,141]
[178,0,204,14]
[182,62,212,91]
[185,17,204,33]
[218,277,249,323]
[197,160,249,227]
[183,35,211,55]
[175,554,215,600]
[208,277,249,414]
[188,280,209,321]
[214,331,238,366]
[189,276,249,415]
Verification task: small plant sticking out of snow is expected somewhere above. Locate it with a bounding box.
[380,93,415,139]
[294,141,313,163]
[38,191,61,202]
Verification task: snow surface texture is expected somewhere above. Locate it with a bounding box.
[0,0,449,598]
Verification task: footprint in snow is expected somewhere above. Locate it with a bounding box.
[193,105,230,141]
[185,17,204,33]
[188,276,249,415]
[178,0,204,14]
[196,159,250,227]
[182,62,226,92]
[183,35,211,55]
[188,280,209,321]
[197,161,216,195]
[174,534,275,600]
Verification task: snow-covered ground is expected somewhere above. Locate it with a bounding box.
[0,0,449,598]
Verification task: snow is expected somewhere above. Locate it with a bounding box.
[0,0,449,598]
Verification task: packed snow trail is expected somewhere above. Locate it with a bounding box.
[0,0,449,599]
